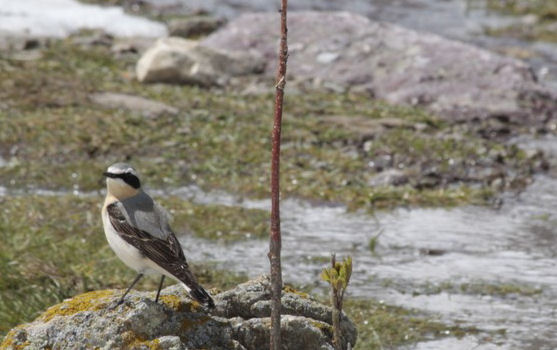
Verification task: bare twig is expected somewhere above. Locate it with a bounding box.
[268,1,288,350]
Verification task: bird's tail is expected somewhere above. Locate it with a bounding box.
[181,282,215,308]
[183,282,215,309]
[174,264,215,308]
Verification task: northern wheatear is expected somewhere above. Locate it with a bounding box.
[101,163,214,308]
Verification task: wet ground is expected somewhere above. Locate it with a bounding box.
[167,142,557,349]
[2,0,557,348]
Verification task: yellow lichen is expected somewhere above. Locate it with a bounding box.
[283,285,310,299]
[159,295,201,313]
[310,320,334,338]
[180,316,210,331]
[40,290,115,322]
[122,331,163,350]
[0,327,29,350]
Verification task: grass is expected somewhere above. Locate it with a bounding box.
[484,0,557,42]
[486,0,557,19]
[0,31,544,348]
[0,194,256,335]
[345,299,479,349]
[0,192,483,348]
[0,40,539,211]
[408,280,542,297]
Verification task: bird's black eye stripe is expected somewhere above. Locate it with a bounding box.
[104,172,141,189]
[121,173,141,189]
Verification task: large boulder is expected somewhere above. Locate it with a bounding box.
[202,11,557,121]
[1,276,357,350]
[136,37,265,86]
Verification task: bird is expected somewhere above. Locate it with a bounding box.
[101,162,214,308]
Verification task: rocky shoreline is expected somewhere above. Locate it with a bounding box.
[1,276,357,350]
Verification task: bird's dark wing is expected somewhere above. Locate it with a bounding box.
[107,201,186,264]
[106,202,214,307]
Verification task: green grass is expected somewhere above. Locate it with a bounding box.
[485,0,557,42]
[486,0,557,19]
[345,299,479,349]
[0,40,537,210]
[0,194,258,335]
[409,280,542,297]
[0,193,482,348]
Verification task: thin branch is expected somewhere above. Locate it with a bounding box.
[268,1,288,350]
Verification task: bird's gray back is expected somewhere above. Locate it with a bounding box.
[118,191,173,239]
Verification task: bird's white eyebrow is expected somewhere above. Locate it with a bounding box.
[107,166,136,175]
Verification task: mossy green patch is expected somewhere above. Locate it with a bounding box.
[0,194,249,336]
[344,299,479,350]
[486,0,557,20]
[458,282,542,297]
[484,0,557,42]
[160,197,268,242]
[310,320,334,339]
[0,40,537,210]
[409,280,542,297]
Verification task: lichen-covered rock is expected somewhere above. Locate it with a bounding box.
[1,276,357,350]
[136,37,265,86]
[202,11,557,121]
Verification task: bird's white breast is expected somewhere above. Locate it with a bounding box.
[102,208,165,276]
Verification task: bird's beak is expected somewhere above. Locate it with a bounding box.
[103,172,114,178]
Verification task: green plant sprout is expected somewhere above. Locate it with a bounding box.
[322,254,353,350]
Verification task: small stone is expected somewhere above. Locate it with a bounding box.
[316,52,339,64]
[89,92,179,118]
[136,37,265,86]
[368,169,408,187]
[520,14,539,26]
[111,37,156,56]
[168,16,226,38]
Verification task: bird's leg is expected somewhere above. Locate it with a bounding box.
[117,273,143,305]
[155,275,165,303]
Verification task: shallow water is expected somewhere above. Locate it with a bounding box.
[3,0,557,348]
[0,0,167,38]
[164,136,557,349]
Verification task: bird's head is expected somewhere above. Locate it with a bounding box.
[103,163,141,199]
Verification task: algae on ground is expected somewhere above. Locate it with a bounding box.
[0,40,539,211]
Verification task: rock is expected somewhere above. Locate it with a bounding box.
[70,29,114,47]
[202,12,557,121]
[368,169,409,187]
[136,37,265,86]
[89,92,179,118]
[0,35,48,53]
[169,16,225,38]
[1,276,357,350]
[111,37,157,56]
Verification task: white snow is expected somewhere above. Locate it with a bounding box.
[0,0,167,38]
